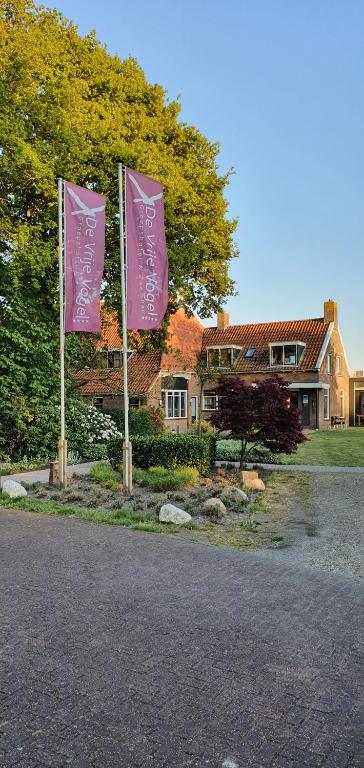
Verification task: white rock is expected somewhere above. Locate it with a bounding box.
[220,486,248,503]
[159,504,192,525]
[2,479,28,498]
[202,497,227,518]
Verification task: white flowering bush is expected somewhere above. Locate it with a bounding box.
[78,405,122,446]
[20,399,122,461]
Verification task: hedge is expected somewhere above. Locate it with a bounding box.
[104,407,156,436]
[107,433,216,475]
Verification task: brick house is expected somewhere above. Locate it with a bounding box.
[75,299,351,430]
[74,309,204,431]
[200,300,350,430]
[349,371,364,426]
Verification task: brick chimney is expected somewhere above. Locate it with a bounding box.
[324,300,338,327]
[217,310,230,331]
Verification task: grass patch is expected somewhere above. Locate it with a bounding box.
[89,461,122,491]
[132,465,199,491]
[217,429,364,467]
[0,495,194,533]
[0,458,48,476]
[275,429,364,467]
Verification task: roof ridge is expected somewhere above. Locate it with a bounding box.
[204,316,326,331]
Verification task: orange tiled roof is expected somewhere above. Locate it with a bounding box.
[74,350,162,396]
[202,317,330,372]
[161,309,204,371]
[97,308,204,369]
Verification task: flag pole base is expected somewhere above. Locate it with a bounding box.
[123,441,133,492]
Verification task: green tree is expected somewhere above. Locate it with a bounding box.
[0,0,237,456]
[0,0,237,324]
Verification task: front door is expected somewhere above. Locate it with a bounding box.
[301,391,310,427]
[191,396,198,423]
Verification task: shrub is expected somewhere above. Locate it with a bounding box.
[216,439,277,464]
[146,406,165,433]
[216,439,241,462]
[89,461,122,491]
[133,465,199,491]
[21,400,121,460]
[83,443,109,462]
[105,406,163,436]
[108,433,216,475]
[72,404,122,453]
[190,419,214,435]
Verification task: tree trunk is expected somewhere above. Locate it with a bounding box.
[239,439,247,469]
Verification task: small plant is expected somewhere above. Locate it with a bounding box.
[89,462,123,492]
[67,450,82,465]
[239,517,258,532]
[65,491,84,503]
[133,465,199,492]
[190,419,213,436]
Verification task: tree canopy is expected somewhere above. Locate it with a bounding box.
[0,0,237,322]
[0,0,237,456]
[211,376,305,466]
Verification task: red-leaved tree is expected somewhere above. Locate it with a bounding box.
[211,375,306,467]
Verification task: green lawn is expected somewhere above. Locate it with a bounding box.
[276,429,364,466]
[216,429,364,467]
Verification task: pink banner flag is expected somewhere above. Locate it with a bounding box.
[64,182,106,333]
[125,168,168,329]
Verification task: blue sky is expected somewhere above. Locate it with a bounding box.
[46,0,364,370]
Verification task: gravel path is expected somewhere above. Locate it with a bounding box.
[258,472,364,578]
[1,507,363,768]
[0,462,97,488]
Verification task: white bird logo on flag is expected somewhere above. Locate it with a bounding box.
[128,173,163,206]
[67,186,106,217]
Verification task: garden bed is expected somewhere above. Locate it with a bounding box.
[0,463,287,552]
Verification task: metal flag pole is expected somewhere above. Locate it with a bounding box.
[118,163,132,491]
[58,178,67,487]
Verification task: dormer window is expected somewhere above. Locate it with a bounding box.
[206,346,241,368]
[269,343,305,367]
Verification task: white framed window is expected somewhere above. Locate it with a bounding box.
[161,390,187,419]
[203,392,218,411]
[269,342,305,367]
[94,396,104,409]
[324,391,330,420]
[327,354,333,375]
[336,356,342,374]
[340,390,345,418]
[206,347,241,368]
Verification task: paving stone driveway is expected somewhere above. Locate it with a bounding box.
[1,508,363,768]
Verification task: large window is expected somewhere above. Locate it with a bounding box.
[161,390,187,419]
[203,392,218,411]
[270,343,305,367]
[207,347,241,368]
[324,391,330,420]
